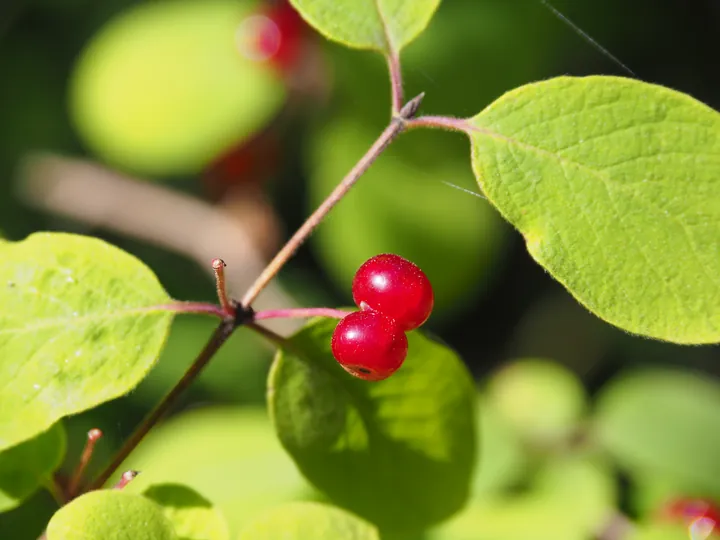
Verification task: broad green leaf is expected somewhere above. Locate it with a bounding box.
[238,501,379,539]
[486,359,587,445]
[118,406,316,536]
[143,484,229,540]
[290,0,440,54]
[0,232,174,451]
[268,317,477,533]
[310,119,507,321]
[46,490,177,540]
[469,76,720,344]
[0,423,65,513]
[70,0,285,176]
[594,369,720,497]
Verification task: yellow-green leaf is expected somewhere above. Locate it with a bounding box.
[469,76,720,344]
[0,233,173,451]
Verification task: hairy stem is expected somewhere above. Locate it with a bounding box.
[387,52,404,114]
[406,115,474,134]
[159,301,227,318]
[240,93,425,308]
[212,258,235,316]
[87,320,236,491]
[254,307,348,321]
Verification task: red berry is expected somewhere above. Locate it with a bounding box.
[660,498,720,534]
[352,254,434,331]
[331,310,408,381]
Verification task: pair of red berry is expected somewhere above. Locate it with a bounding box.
[331,254,434,381]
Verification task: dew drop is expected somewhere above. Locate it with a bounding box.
[33,383,40,390]
[75,349,82,357]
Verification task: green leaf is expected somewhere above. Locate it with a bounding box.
[629,524,688,540]
[143,484,229,540]
[486,359,587,445]
[117,406,316,536]
[0,423,65,513]
[46,490,177,540]
[470,398,528,498]
[309,118,507,321]
[0,232,174,451]
[268,317,477,533]
[238,501,380,539]
[290,0,440,54]
[70,0,285,176]
[469,76,720,344]
[594,369,720,497]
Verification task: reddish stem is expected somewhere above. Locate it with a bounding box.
[112,470,139,490]
[254,307,349,321]
[211,258,235,316]
[156,301,226,318]
[240,93,424,308]
[406,115,474,134]
[387,52,404,114]
[67,428,103,498]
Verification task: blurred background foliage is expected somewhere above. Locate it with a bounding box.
[0,0,718,538]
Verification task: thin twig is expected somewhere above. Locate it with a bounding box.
[240,93,425,308]
[254,307,349,321]
[211,258,234,316]
[87,320,236,491]
[387,52,404,114]
[112,470,140,490]
[154,301,226,318]
[67,428,102,498]
[406,115,474,133]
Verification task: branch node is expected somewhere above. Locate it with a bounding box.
[398,92,425,121]
[232,301,256,327]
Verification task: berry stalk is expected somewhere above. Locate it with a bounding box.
[240,93,425,308]
[253,307,348,321]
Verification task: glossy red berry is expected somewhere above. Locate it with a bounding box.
[352,254,434,331]
[331,310,408,381]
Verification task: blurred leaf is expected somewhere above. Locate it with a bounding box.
[118,406,316,536]
[0,423,65,513]
[269,317,476,533]
[143,484,229,540]
[629,524,688,540]
[70,0,286,176]
[131,318,271,406]
[432,457,615,540]
[470,397,528,498]
[595,369,720,497]
[0,232,173,451]
[289,0,440,54]
[46,490,177,540]
[469,76,720,344]
[238,501,379,539]
[486,359,587,445]
[309,119,507,320]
